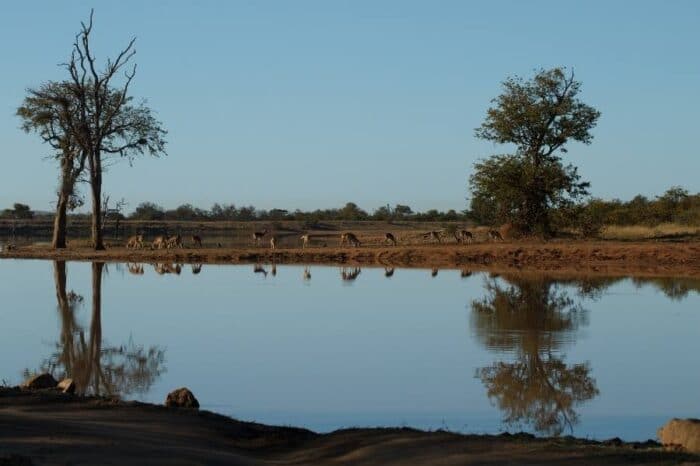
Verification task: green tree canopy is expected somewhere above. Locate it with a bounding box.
[470,68,600,235]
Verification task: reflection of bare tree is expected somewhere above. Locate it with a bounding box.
[472,276,599,436]
[33,261,165,397]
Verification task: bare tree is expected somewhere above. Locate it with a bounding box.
[63,10,167,249]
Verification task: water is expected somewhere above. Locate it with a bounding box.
[0,259,698,441]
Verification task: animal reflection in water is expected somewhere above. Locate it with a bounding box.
[127,263,144,275]
[191,264,203,275]
[253,264,268,278]
[303,267,311,281]
[271,264,277,277]
[153,263,182,275]
[29,261,165,397]
[431,267,438,277]
[471,275,600,436]
[384,267,394,278]
[460,269,472,278]
[341,267,361,282]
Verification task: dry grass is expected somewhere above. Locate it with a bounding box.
[600,223,700,240]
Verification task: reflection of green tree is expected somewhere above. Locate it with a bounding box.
[472,276,599,436]
[30,261,166,397]
[632,276,700,301]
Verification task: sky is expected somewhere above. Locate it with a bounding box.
[1,0,698,214]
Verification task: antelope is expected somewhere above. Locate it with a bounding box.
[488,229,504,241]
[455,230,473,244]
[422,231,442,243]
[126,234,144,249]
[191,264,203,275]
[384,232,397,246]
[341,267,361,281]
[303,266,311,281]
[340,232,361,247]
[152,235,167,250]
[253,228,268,246]
[166,234,183,249]
[300,234,310,249]
[190,235,202,248]
[384,267,395,277]
[270,236,277,250]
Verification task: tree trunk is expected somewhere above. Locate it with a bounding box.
[89,262,104,393]
[52,193,69,249]
[90,155,104,250]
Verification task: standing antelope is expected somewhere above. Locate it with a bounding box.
[422,231,442,243]
[455,230,474,244]
[152,235,167,250]
[126,234,144,249]
[340,232,361,247]
[384,232,397,246]
[270,236,277,250]
[300,234,310,249]
[488,229,504,241]
[190,235,202,248]
[253,228,268,246]
[166,234,183,249]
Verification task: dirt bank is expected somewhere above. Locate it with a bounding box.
[0,388,696,466]
[2,241,700,277]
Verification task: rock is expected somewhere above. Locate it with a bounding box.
[57,378,76,394]
[23,373,57,390]
[657,418,700,453]
[165,387,199,409]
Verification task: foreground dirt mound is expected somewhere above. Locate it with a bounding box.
[658,418,700,453]
[0,388,698,465]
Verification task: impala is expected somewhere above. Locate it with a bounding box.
[340,232,361,247]
[190,235,202,248]
[253,228,268,246]
[384,232,397,246]
[126,234,144,249]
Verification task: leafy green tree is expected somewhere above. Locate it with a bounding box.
[17,81,86,247]
[339,202,368,221]
[471,68,601,235]
[130,202,165,221]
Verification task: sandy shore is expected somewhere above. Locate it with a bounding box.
[0,387,697,465]
[2,241,700,277]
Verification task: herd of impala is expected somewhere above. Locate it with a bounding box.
[124,227,505,250]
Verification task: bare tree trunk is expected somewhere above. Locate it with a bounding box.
[90,155,105,250]
[53,193,69,249]
[89,262,104,393]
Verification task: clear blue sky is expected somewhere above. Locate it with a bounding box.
[1,0,698,213]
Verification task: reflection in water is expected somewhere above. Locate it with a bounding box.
[191,264,203,275]
[341,267,361,282]
[253,264,268,278]
[127,263,144,275]
[303,267,311,281]
[384,267,394,278]
[472,275,599,436]
[271,264,277,277]
[29,261,166,397]
[632,276,700,301]
[460,269,472,278]
[154,263,181,275]
[431,267,438,277]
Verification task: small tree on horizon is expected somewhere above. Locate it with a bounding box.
[470,68,601,236]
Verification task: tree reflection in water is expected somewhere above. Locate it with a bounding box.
[471,275,599,436]
[29,261,166,397]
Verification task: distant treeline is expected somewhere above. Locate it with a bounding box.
[2,187,698,227]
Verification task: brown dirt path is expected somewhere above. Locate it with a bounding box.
[0,389,697,465]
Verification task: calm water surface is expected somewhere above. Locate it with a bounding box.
[0,259,698,441]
